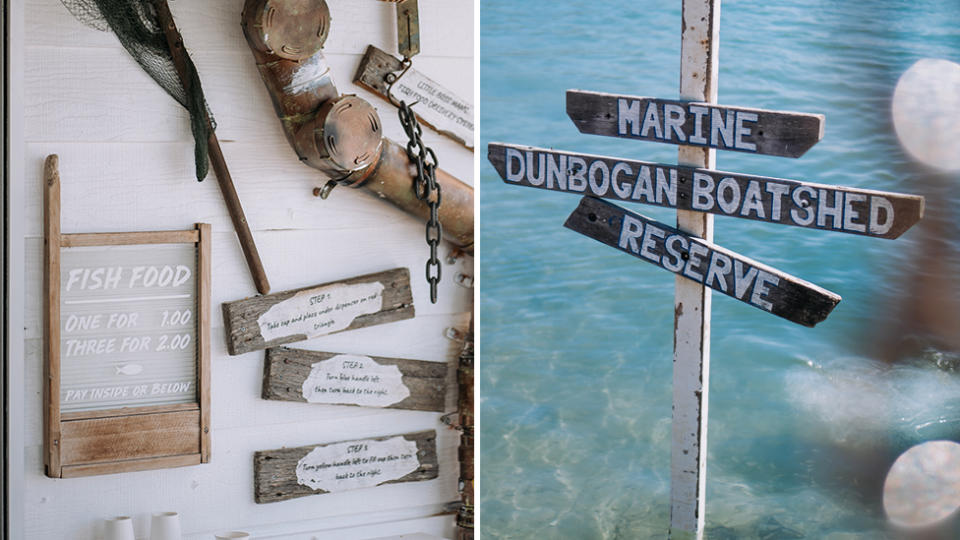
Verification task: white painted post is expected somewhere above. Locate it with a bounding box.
[6,0,27,537]
[671,1,719,539]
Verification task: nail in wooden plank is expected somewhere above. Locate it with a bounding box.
[563,197,841,327]
[487,143,924,239]
[566,90,824,158]
[262,347,447,412]
[253,430,438,503]
[222,268,415,356]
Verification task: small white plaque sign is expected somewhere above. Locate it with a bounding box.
[389,68,474,149]
[295,436,420,492]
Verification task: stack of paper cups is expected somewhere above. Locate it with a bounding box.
[149,511,181,540]
[103,516,135,540]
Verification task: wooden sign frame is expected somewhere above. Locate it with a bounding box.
[43,155,211,478]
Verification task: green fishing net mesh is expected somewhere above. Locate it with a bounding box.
[60,0,215,181]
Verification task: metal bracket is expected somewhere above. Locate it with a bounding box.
[445,327,466,341]
[384,58,414,108]
[455,272,473,289]
[446,247,469,265]
[439,411,460,429]
[396,0,420,59]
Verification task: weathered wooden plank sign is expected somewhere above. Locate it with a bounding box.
[564,196,841,326]
[222,268,414,356]
[44,155,211,478]
[262,347,447,412]
[253,430,438,503]
[355,45,474,149]
[488,143,924,238]
[566,90,824,158]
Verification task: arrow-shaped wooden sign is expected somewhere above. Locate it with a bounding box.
[564,196,841,326]
[566,90,824,158]
[488,143,924,239]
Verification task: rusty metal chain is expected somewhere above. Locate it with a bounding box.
[398,100,442,303]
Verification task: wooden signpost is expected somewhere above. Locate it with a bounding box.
[489,143,924,239]
[44,155,211,478]
[221,268,414,356]
[484,0,925,536]
[253,430,439,503]
[671,6,718,535]
[262,347,447,412]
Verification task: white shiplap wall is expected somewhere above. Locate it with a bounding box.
[15,1,474,538]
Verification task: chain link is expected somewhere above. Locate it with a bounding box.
[398,100,442,303]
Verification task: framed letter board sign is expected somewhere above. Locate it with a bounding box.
[43,155,211,478]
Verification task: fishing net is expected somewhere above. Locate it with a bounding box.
[60,0,214,181]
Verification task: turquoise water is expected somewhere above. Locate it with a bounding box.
[480,1,960,538]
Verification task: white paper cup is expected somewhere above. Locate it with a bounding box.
[103,516,135,540]
[215,533,250,539]
[149,511,181,540]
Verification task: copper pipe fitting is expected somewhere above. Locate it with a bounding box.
[241,0,474,249]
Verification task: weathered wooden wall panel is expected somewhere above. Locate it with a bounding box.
[16,0,473,538]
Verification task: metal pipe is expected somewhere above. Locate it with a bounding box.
[241,0,474,249]
[356,140,474,249]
